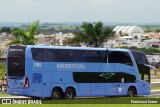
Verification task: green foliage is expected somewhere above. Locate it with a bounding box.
[134,36,138,40]
[68,22,115,47]
[118,46,160,54]
[64,38,81,46]
[0,63,6,79]
[141,25,160,32]
[7,20,40,45]
[12,27,19,32]
[0,104,159,107]
[155,29,160,33]
[0,50,3,57]
[41,97,160,104]
[119,31,123,36]
[0,27,11,34]
[0,93,11,97]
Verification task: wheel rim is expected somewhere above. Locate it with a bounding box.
[53,92,60,99]
[128,90,134,97]
[66,91,73,98]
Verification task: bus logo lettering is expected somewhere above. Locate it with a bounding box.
[57,64,85,70]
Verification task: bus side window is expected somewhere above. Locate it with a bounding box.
[73,51,85,62]
[43,49,53,62]
[108,51,116,63]
[32,49,43,61]
[121,52,133,66]
[52,50,60,62]
[108,51,133,66]
[132,52,148,64]
[97,51,106,62]
[85,50,106,63]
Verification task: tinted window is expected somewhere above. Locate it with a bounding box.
[8,46,26,76]
[31,48,106,63]
[108,51,133,66]
[73,72,136,83]
[132,51,148,64]
[131,51,150,83]
[86,50,106,62]
[32,48,43,61]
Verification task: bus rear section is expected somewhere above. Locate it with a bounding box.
[7,46,30,96]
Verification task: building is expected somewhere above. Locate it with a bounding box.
[143,38,160,48]
[0,35,9,63]
[113,26,144,38]
[36,33,75,45]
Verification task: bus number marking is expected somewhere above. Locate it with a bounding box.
[34,63,42,68]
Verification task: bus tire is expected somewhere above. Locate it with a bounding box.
[65,88,75,99]
[51,88,63,99]
[127,87,136,97]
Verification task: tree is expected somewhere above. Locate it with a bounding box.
[155,29,160,33]
[63,38,81,46]
[59,26,63,31]
[12,27,19,32]
[118,46,160,55]
[76,26,79,30]
[7,20,40,45]
[70,22,115,47]
[0,27,11,34]
[134,35,138,41]
[0,49,3,57]
[119,31,123,36]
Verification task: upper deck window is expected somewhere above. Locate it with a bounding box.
[108,51,133,66]
[131,51,148,64]
[31,48,106,63]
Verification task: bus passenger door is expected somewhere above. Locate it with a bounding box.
[42,72,51,97]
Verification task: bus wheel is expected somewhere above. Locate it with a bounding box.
[128,87,136,97]
[51,88,62,99]
[65,88,75,99]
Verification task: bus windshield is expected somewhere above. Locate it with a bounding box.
[131,50,150,83]
[7,46,26,77]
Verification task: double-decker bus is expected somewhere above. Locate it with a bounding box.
[6,45,150,99]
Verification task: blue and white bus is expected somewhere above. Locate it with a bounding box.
[6,45,150,99]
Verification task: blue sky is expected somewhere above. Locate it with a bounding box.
[0,0,160,23]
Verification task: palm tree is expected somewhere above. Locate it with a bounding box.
[72,21,115,47]
[7,20,39,45]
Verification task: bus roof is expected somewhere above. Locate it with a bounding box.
[25,45,130,52]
